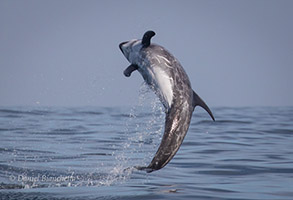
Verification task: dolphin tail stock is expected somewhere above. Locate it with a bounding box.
[192,90,215,121]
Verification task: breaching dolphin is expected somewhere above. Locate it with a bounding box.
[119,30,215,172]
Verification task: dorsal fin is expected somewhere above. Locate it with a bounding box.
[142,30,156,47]
[192,90,215,121]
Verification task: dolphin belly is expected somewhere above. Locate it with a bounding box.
[140,66,174,111]
[152,67,173,110]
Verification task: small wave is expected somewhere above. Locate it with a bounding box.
[263,128,293,135]
[197,164,293,176]
[0,108,53,116]
[0,183,25,189]
[75,111,104,116]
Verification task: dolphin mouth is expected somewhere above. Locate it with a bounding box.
[119,42,127,53]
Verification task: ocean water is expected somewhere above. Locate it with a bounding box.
[0,95,293,199]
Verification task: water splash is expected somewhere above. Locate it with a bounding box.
[105,83,165,184]
[0,84,166,189]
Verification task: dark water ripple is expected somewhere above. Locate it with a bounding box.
[0,106,293,199]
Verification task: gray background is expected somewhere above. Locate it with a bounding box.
[1,0,292,107]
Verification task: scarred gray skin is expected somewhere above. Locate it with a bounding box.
[119,31,214,172]
[139,45,194,172]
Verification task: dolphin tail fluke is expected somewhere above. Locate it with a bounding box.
[123,166,155,173]
[134,166,154,173]
[192,90,215,121]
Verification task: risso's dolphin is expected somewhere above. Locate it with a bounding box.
[119,30,215,173]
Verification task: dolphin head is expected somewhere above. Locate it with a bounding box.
[119,39,142,64]
[119,31,156,65]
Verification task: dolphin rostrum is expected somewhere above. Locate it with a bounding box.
[119,30,215,172]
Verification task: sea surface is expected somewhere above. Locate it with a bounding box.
[0,96,293,199]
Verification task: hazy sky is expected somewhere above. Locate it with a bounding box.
[0,0,292,107]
